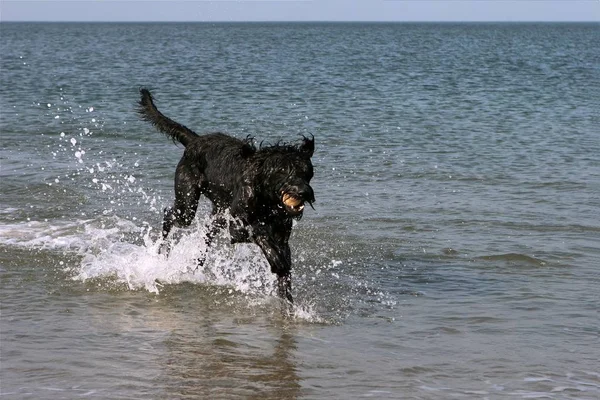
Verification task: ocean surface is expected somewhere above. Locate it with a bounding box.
[1,22,599,399]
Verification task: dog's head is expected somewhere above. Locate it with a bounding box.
[259,136,315,218]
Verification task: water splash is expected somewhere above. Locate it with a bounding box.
[76,218,276,295]
[2,90,366,324]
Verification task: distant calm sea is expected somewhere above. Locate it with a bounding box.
[1,22,599,399]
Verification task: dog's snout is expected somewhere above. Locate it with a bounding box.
[299,185,315,203]
[283,179,314,202]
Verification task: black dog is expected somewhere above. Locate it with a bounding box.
[138,89,315,303]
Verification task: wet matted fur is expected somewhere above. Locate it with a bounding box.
[138,88,315,303]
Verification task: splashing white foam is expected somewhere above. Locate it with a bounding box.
[0,213,275,295]
[76,219,276,296]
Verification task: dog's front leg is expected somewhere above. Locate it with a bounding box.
[253,236,293,303]
[277,273,293,304]
[277,244,293,303]
[230,191,293,303]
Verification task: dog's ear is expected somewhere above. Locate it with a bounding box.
[299,135,314,158]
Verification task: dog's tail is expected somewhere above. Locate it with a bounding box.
[138,88,199,147]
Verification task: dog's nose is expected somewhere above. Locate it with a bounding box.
[298,185,315,203]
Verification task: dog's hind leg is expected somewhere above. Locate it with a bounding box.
[160,160,201,254]
[158,206,176,254]
[162,207,176,240]
[195,211,226,269]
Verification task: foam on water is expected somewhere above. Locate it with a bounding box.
[0,218,93,250]
[0,212,323,321]
[77,215,278,295]
[0,213,267,293]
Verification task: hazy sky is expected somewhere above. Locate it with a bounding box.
[1,0,599,22]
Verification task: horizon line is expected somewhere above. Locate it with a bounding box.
[2,19,599,23]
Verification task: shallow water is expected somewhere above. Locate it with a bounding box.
[1,22,599,399]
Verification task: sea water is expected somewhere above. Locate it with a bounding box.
[1,22,599,399]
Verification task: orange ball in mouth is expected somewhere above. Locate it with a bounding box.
[282,193,304,211]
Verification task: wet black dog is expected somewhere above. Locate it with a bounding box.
[138,89,315,303]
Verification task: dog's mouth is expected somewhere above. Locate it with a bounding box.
[281,193,306,214]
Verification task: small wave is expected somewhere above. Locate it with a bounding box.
[0,219,94,250]
[476,253,548,266]
[0,207,20,215]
